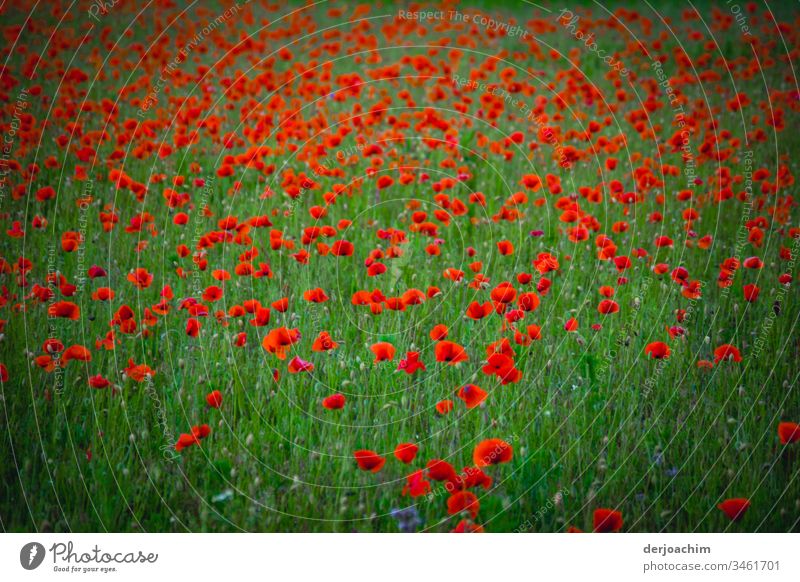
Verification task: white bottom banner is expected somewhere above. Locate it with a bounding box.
[1,534,797,581]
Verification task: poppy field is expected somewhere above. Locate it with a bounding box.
[1,0,800,533]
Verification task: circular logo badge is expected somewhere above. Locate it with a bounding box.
[20,542,46,570]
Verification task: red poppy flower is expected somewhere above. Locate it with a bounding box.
[206,390,223,408]
[397,351,426,374]
[435,400,454,415]
[186,318,200,337]
[714,344,742,363]
[457,384,488,409]
[482,353,517,382]
[91,287,115,301]
[127,268,154,289]
[466,301,493,320]
[434,341,468,364]
[288,356,314,373]
[645,341,670,359]
[778,422,800,445]
[303,287,329,303]
[447,491,479,518]
[202,285,224,302]
[394,442,418,464]
[60,344,92,365]
[490,282,517,303]
[426,460,459,484]
[370,342,396,362]
[497,240,514,255]
[175,433,198,452]
[271,297,289,312]
[742,257,763,269]
[43,339,65,353]
[331,240,354,256]
[312,331,339,352]
[396,469,429,499]
[367,263,387,276]
[48,301,81,320]
[262,327,301,360]
[598,299,619,315]
[322,393,346,410]
[124,358,155,382]
[462,466,492,489]
[376,175,394,189]
[517,292,540,311]
[430,324,449,340]
[88,375,110,389]
[742,284,760,302]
